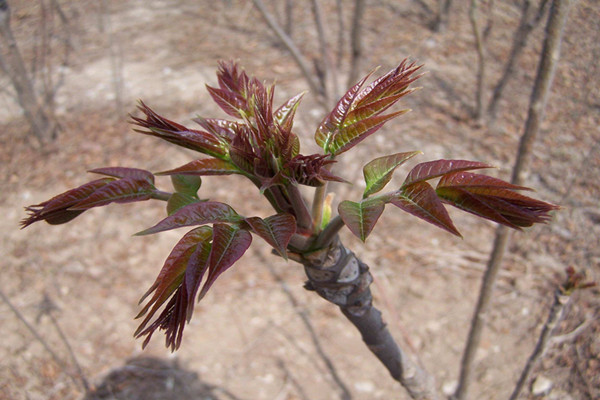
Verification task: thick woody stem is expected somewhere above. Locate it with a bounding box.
[301,238,440,400]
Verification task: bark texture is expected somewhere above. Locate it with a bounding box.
[301,238,440,400]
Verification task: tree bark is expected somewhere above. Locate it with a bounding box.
[301,238,440,400]
[0,1,56,144]
[454,1,573,399]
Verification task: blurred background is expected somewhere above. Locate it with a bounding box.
[1,1,598,399]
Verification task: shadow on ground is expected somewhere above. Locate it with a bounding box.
[83,356,242,400]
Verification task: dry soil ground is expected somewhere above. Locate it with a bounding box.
[1,1,599,399]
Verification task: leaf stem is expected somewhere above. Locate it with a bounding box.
[313,214,345,249]
[311,182,328,230]
[287,184,313,230]
[151,190,172,201]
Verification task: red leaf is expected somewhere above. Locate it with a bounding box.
[21,178,114,228]
[435,187,514,228]
[389,181,461,237]
[157,159,240,176]
[329,110,409,155]
[89,167,155,184]
[354,60,422,107]
[136,227,213,324]
[338,198,386,242]
[70,177,156,210]
[315,70,374,150]
[244,214,296,258]
[437,171,530,191]
[403,159,492,187]
[131,101,228,158]
[183,236,213,319]
[274,91,305,132]
[206,85,245,118]
[198,224,252,300]
[436,172,559,228]
[135,201,242,235]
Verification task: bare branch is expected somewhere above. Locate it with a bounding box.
[252,0,325,102]
[347,0,366,88]
[508,291,570,400]
[455,2,574,399]
[469,0,485,123]
[487,0,551,123]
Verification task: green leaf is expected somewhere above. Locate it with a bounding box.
[338,198,385,242]
[167,192,201,215]
[158,159,240,177]
[70,177,156,210]
[363,151,421,198]
[136,201,242,235]
[389,181,461,237]
[403,159,491,187]
[244,214,296,259]
[170,175,201,197]
[198,223,252,300]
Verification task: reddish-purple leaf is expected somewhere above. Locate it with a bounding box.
[436,172,559,228]
[135,201,242,236]
[193,117,241,142]
[20,178,114,228]
[157,159,240,176]
[345,92,407,126]
[206,85,245,118]
[274,91,305,132]
[363,151,422,198]
[389,181,461,237]
[329,110,409,155]
[198,223,252,300]
[437,171,531,191]
[131,101,228,158]
[89,167,154,184]
[315,70,374,150]
[183,236,213,319]
[354,61,422,106]
[244,214,296,258]
[136,226,213,323]
[435,187,515,228]
[70,177,156,210]
[338,198,386,242]
[403,160,492,187]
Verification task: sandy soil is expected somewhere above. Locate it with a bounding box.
[1,1,599,399]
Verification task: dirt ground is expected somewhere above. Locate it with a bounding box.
[1,1,599,399]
